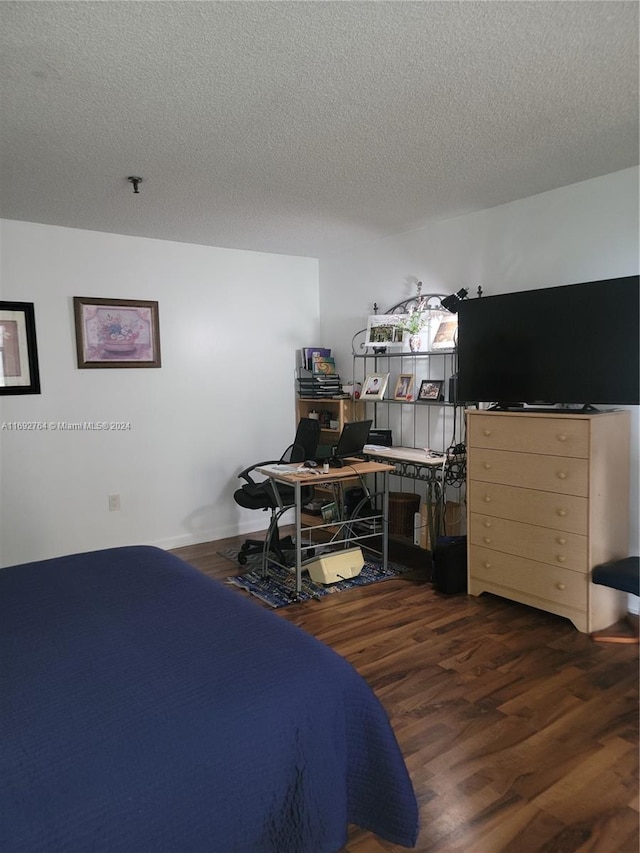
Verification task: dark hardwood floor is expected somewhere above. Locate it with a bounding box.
[171,533,639,853]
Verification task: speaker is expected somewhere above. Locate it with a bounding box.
[448,374,458,404]
[304,547,365,585]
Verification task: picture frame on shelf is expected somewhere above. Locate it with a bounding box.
[362,373,390,401]
[393,373,415,401]
[321,501,339,523]
[73,297,161,369]
[418,379,444,401]
[0,301,41,395]
[431,315,458,350]
[364,315,405,348]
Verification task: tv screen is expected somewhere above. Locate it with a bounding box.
[457,275,640,407]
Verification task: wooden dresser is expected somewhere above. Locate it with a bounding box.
[466,409,630,632]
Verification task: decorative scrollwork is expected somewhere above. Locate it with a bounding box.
[385,282,449,317]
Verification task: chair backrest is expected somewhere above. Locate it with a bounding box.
[288,417,321,463]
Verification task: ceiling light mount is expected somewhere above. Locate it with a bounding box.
[127,176,143,194]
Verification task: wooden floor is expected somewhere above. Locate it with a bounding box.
[172,534,639,853]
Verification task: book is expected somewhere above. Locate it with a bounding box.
[303,347,331,370]
[321,501,339,523]
[312,356,336,375]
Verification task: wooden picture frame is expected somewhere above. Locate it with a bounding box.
[362,373,390,401]
[431,315,458,350]
[74,297,161,368]
[393,373,415,401]
[0,301,41,395]
[418,379,444,401]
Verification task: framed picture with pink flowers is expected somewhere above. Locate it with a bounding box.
[73,297,161,368]
[0,301,41,394]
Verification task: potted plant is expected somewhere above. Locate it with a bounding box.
[398,310,427,352]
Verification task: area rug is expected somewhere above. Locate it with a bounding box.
[221,549,414,608]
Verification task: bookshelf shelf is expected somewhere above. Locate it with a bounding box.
[296,397,365,453]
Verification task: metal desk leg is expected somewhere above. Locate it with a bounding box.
[382,469,389,571]
[295,479,302,597]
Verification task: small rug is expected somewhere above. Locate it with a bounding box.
[221,549,414,608]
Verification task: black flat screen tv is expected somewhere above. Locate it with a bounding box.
[457,275,639,408]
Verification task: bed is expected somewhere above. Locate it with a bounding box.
[0,545,418,852]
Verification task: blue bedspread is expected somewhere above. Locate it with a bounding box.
[0,546,418,852]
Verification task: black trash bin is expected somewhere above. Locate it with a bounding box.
[432,536,467,594]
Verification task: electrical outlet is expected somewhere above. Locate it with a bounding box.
[108,494,121,512]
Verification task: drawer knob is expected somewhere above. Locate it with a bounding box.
[556,471,568,480]
[483,495,492,503]
[556,555,566,563]
[556,508,567,517]
[557,434,568,442]
[556,582,567,591]
[483,462,492,470]
[483,561,492,569]
[483,520,492,528]
[483,537,492,544]
[483,429,492,436]
[557,537,567,545]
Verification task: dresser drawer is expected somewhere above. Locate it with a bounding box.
[467,481,588,534]
[470,546,588,611]
[468,414,589,458]
[469,513,588,572]
[468,448,589,496]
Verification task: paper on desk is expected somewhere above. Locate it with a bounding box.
[258,463,305,474]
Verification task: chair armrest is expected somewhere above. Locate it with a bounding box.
[237,459,281,485]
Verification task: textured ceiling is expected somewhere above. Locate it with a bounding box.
[1,1,638,259]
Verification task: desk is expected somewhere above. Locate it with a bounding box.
[362,446,452,546]
[256,459,395,597]
[363,444,446,470]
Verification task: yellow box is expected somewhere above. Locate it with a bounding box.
[304,547,365,585]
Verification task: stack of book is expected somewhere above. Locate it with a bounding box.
[297,347,345,397]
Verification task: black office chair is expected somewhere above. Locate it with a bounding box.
[233,418,321,569]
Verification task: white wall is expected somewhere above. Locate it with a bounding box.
[0,221,319,566]
[320,167,640,553]
[2,169,638,566]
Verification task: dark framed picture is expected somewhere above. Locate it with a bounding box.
[418,379,444,401]
[73,297,161,368]
[0,301,41,395]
